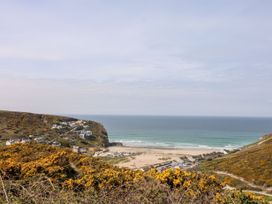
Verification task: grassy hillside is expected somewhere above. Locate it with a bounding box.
[0,143,265,203]
[0,110,109,147]
[200,134,272,188]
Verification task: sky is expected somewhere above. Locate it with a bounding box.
[0,0,272,117]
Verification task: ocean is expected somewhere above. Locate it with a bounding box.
[74,115,272,150]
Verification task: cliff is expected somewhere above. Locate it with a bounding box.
[0,110,109,147]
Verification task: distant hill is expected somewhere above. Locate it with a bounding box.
[200,134,272,190]
[0,110,109,147]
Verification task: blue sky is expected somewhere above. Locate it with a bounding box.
[0,0,272,116]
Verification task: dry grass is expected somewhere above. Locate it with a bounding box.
[200,134,272,187]
[1,176,266,204]
[0,143,267,204]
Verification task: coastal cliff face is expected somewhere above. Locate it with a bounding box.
[0,110,109,147]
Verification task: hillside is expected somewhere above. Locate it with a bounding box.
[0,110,109,147]
[200,134,272,190]
[0,143,265,203]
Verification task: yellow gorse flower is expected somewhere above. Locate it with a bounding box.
[0,143,266,203]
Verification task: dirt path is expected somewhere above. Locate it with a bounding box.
[215,171,272,196]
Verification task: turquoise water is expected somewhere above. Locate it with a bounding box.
[74,115,272,150]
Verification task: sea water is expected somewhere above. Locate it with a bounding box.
[74,115,272,150]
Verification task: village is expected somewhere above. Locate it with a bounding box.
[4,120,94,153]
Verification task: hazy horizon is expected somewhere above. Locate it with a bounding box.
[1,0,272,117]
[2,109,272,119]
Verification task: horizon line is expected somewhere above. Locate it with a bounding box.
[1,109,272,119]
[67,113,272,119]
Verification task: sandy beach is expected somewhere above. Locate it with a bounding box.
[108,146,221,169]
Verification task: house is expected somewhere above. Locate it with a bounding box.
[72,146,87,154]
[79,130,93,139]
[34,136,46,143]
[51,124,63,129]
[51,141,61,147]
[6,139,15,146]
[156,162,173,172]
[75,120,84,125]
[72,145,80,153]
[69,122,77,128]
[79,147,87,153]
[21,138,31,143]
[154,161,188,172]
[5,139,21,146]
[83,125,90,129]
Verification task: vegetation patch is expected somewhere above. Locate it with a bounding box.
[199,134,272,188]
[0,143,266,203]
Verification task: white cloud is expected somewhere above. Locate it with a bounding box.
[0,47,63,60]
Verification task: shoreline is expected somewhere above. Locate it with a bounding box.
[107,145,222,169]
[109,140,243,151]
[109,145,222,153]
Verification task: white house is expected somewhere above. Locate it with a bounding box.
[79,147,87,153]
[83,125,90,129]
[72,146,87,153]
[75,120,84,125]
[72,145,80,153]
[6,139,15,146]
[5,139,21,146]
[51,141,61,147]
[51,124,63,129]
[60,122,68,126]
[34,136,46,143]
[79,130,93,139]
[69,122,77,128]
[21,138,31,143]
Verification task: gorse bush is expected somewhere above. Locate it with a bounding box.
[200,134,272,188]
[0,143,266,203]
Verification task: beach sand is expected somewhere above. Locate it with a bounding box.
[108,146,221,169]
